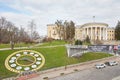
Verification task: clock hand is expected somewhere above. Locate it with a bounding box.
[25,58,34,63]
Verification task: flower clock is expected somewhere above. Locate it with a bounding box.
[5,50,45,73]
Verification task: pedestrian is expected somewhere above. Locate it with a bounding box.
[113,45,118,55]
[65,65,67,70]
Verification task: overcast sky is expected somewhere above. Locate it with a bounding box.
[0,0,120,36]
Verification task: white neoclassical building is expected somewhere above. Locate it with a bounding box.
[47,22,115,41]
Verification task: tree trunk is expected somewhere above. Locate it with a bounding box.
[10,41,14,50]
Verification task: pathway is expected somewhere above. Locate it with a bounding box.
[0,44,65,51]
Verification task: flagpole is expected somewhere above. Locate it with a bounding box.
[93,16,95,22]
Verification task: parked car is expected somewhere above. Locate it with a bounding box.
[95,63,106,69]
[105,61,118,66]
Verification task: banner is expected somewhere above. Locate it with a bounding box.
[88,45,114,53]
[117,45,120,53]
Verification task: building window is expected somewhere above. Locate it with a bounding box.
[53,31,56,35]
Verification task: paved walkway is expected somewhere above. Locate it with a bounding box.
[0,43,42,51]
[0,44,65,51]
[28,56,120,80]
[112,76,120,80]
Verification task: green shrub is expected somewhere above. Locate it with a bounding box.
[43,77,48,80]
[75,40,82,45]
[60,73,64,75]
[74,69,78,71]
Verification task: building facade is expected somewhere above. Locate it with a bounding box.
[47,24,63,40]
[47,22,115,41]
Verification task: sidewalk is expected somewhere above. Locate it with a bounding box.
[29,56,120,80]
[112,76,120,80]
[0,44,65,51]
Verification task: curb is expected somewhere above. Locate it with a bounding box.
[38,56,118,75]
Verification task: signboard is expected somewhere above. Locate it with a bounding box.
[114,45,118,50]
[88,45,114,53]
[117,45,120,53]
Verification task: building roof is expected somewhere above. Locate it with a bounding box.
[75,25,82,28]
[108,27,115,29]
[81,22,108,28]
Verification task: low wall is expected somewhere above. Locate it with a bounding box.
[66,45,88,57]
[66,44,116,57]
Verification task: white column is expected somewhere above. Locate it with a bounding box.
[83,28,85,38]
[101,28,103,40]
[100,27,101,40]
[106,28,108,40]
[103,28,106,40]
[95,27,97,40]
[83,28,85,40]
[91,27,92,40]
[102,28,104,40]
[94,27,95,40]
[104,28,106,40]
[105,28,106,40]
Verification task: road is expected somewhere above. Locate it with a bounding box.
[50,64,120,80]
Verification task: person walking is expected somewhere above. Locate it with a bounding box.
[113,45,118,55]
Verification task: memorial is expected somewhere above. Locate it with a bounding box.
[5,50,45,73]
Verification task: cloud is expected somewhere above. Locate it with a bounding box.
[0,0,120,35]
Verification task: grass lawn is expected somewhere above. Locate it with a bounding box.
[0,43,35,49]
[39,40,67,47]
[17,55,35,65]
[0,40,66,49]
[0,46,112,78]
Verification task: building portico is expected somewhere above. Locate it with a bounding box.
[47,22,115,41]
[75,22,112,41]
[82,27,107,40]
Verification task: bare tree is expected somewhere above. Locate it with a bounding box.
[0,17,38,48]
[27,20,40,43]
[0,17,8,43]
[32,31,40,40]
[28,20,36,41]
[55,20,64,40]
[55,20,75,41]
[7,21,16,49]
[19,27,30,42]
